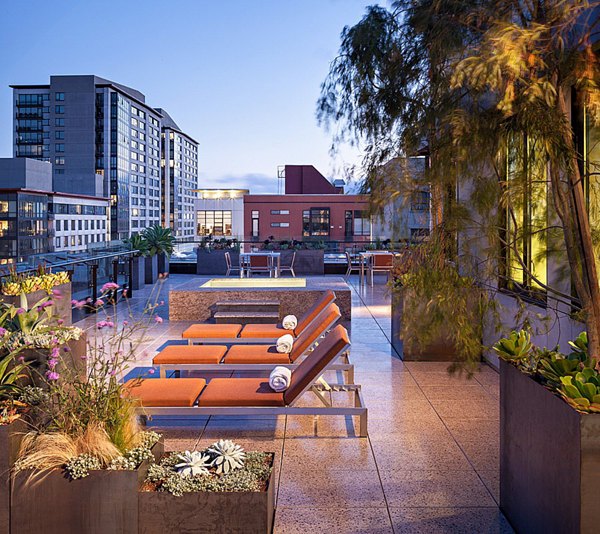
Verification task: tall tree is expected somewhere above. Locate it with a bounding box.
[319,1,600,357]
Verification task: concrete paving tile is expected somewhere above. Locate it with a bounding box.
[285,414,364,438]
[371,438,472,471]
[478,469,500,504]
[200,415,286,439]
[277,468,386,507]
[367,415,448,437]
[380,469,496,508]
[389,507,514,534]
[429,398,500,420]
[273,506,393,534]
[457,440,500,472]
[282,437,376,472]
[419,384,496,402]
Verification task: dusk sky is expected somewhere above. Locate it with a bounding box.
[0,0,382,193]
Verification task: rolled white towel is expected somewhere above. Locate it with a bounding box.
[282,314,297,330]
[269,366,292,392]
[276,334,294,354]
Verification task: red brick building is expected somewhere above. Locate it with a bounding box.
[243,165,371,242]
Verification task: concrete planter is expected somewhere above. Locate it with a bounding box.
[138,454,275,534]
[196,249,240,275]
[1,282,72,326]
[131,256,146,290]
[0,418,25,534]
[500,360,600,534]
[280,249,324,275]
[144,255,158,285]
[11,438,164,534]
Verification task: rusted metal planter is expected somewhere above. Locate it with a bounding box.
[11,438,164,534]
[1,282,72,326]
[138,454,275,534]
[500,360,600,534]
[0,418,26,534]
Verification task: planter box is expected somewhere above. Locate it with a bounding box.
[157,253,169,276]
[138,453,274,534]
[391,289,480,361]
[500,360,600,534]
[144,255,158,285]
[0,418,25,534]
[11,438,164,534]
[280,249,324,275]
[196,249,240,275]
[1,282,72,326]
[131,256,145,291]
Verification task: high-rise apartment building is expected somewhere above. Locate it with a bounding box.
[155,109,199,238]
[11,76,195,241]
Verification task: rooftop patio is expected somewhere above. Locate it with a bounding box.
[76,274,512,533]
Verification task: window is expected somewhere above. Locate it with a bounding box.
[55,220,61,231]
[502,134,548,293]
[302,208,330,237]
[55,92,65,101]
[55,144,64,152]
[271,222,290,228]
[55,118,64,126]
[196,210,232,236]
[55,105,64,114]
[55,157,64,165]
[410,190,430,212]
[55,131,64,139]
[55,169,64,174]
[270,210,290,215]
[352,211,371,236]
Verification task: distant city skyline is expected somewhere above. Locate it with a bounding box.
[0,0,381,194]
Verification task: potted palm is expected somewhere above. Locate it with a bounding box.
[143,225,175,277]
[123,233,149,290]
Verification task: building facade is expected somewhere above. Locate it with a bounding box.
[0,158,109,263]
[194,189,247,239]
[11,75,195,241]
[156,109,199,238]
[243,165,370,242]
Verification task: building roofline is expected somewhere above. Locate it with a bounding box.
[162,125,199,145]
[0,187,109,202]
[95,83,162,117]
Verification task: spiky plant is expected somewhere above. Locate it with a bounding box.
[175,450,211,477]
[142,225,176,257]
[208,440,246,474]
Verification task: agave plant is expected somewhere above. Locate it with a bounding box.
[123,233,149,258]
[559,372,600,413]
[175,450,211,477]
[208,439,246,474]
[142,225,176,257]
[493,330,537,373]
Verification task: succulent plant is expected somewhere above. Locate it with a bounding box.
[175,450,212,477]
[208,439,246,474]
[559,373,600,413]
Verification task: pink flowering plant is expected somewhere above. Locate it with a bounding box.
[16,278,166,475]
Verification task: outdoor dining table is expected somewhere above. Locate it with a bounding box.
[358,251,396,285]
[239,251,281,278]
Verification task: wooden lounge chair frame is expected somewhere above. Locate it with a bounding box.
[136,337,368,437]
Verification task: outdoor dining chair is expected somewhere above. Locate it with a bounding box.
[279,251,296,277]
[345,251,362,279]
[224,251,242,277]
[247,255,273,277]
[368,253,394,286]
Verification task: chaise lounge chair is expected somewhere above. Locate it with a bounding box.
[181,290,336,344]
[154,302,354,381]
[127,325,367,437]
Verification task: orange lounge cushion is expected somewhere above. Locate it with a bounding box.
[223,345,291,364]
[125,378,206,407]
[153,345,227,365]
[198,378,285,407]
[182,324,242,339]
[239,323,288,338]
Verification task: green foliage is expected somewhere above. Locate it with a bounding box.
[123,233,149,257]
[146,451,272,497]
[496,329,600,413]
[142,225,176,257]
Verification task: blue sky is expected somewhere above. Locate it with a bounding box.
[0,0,382,193]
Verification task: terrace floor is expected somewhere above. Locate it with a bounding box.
[77,274,513,533]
